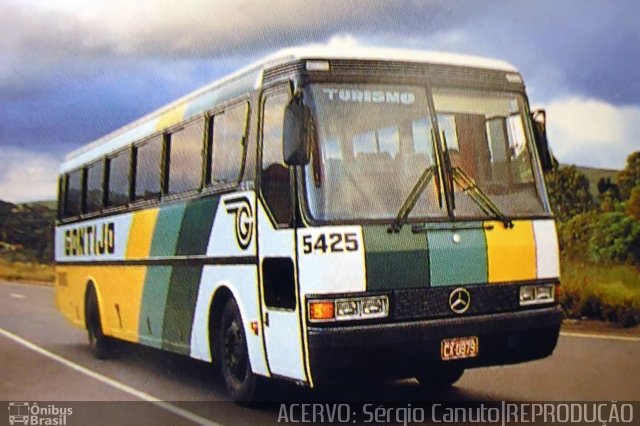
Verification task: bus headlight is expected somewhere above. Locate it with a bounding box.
[308,295,389,322]
[520,284,555,306]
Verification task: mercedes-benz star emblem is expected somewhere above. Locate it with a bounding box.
[449,287,471,314]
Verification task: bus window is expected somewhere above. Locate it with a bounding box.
[85,161,104,213]
[168,118,204,194]
[106,149,131,207]
[261,91,291,225]
[210,102,248,186]
[432,87,544,216]
[57,176,65,219]
[64,169,83,217]
[134,135,162,200]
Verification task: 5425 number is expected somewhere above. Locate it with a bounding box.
[301,232,359,254]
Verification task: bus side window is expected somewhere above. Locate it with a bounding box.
[57,176,65,220]
[210,102,248,187]
[106,149,131,207]
[85,160,104,214]
[168,118,204,194]
[134,135,163,200]
[260,91,292,226]
[65,169,83,218]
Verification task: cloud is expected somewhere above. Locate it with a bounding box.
[0,148,60,202]
[544,97,640,169]
[3,0,639,105]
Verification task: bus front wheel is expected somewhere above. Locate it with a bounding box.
[218,298,262,403]
[85,286,115,359]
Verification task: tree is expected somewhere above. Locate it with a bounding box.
[627,186,640,221]
[545,166,594,222]
[589,212,640,265]
[597,177,621,201]
[617,151,640,200]
[558,211,597,259]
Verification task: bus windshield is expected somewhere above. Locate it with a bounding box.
[302,83,546,223]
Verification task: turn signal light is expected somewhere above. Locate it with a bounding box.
[309,301,335,321]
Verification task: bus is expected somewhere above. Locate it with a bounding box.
[55,46,562,402]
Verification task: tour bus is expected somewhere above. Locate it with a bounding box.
[55,46,562,402]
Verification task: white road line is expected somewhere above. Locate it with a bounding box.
[0,327,223,426]
[560,331,640,342]
[9,293,26,299]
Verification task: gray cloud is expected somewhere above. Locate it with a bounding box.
[2,0,638,105]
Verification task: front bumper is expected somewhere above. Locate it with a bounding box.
[307,305,562,383]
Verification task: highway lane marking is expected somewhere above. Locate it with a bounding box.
[0,327,223,426]
[560,331,640,342]
[9,293,26,299]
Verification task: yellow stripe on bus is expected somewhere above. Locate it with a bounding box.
[55,265,147,343]
[156,104,188,130]
[484,220,536,283]
[126,208,159,259]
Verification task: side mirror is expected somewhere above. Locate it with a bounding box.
[531,109,554,172]
[283,99,313,166]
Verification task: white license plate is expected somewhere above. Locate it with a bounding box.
[441,336,479,360]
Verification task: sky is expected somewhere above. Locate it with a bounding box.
[1,0,638,202]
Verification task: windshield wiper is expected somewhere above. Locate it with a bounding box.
[388,165,434,233]
[388,129,441,233]
[451,166,514,229]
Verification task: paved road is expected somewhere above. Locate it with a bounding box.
[1,280,639,425]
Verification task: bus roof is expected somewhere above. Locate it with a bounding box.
[60,46,518,173]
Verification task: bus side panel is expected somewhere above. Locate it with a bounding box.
[533,219,560,279]
[189,264,268,376]
[87,266,147,342]
[55,265,88,329]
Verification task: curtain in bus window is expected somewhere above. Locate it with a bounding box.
[107,149,131,207]
[85,161,104,213]
[210,102,248,185]
[65,169,83,217]
[134,135,163,200]
[432,88,544,217]
[168,119,204,194]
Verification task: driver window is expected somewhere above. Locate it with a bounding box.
[261,91,292,226]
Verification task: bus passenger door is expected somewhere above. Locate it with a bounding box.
[257,89,308,382]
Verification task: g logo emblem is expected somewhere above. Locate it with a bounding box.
[224,196,254,250]
[449,287,471,314]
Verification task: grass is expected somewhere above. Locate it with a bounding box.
[0,259,55,283]
[559,258,640,327]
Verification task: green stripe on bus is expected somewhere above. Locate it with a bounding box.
[149,203,187,257]
[138,203,187,349]
[363,225,429,290]
[161,265,203,354]
[160,197,217,354]
[175,196,219,255]
[426,224,487,286]
[138,266,172,348]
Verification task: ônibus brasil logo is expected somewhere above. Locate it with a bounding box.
[8,402,73,425]
[224,196,254,250]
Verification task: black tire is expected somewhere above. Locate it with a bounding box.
[417,366,465,388]
[218,298,261,403]
[85,286,115,359]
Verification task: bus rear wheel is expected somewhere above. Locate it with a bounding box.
[218,298,262,403]
[85,286,115,359]
[416,366,464,388]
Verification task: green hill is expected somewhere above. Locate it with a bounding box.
[560,164,619,196]
[0,199,55,263]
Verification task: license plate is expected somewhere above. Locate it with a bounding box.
[441,336,479,360]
